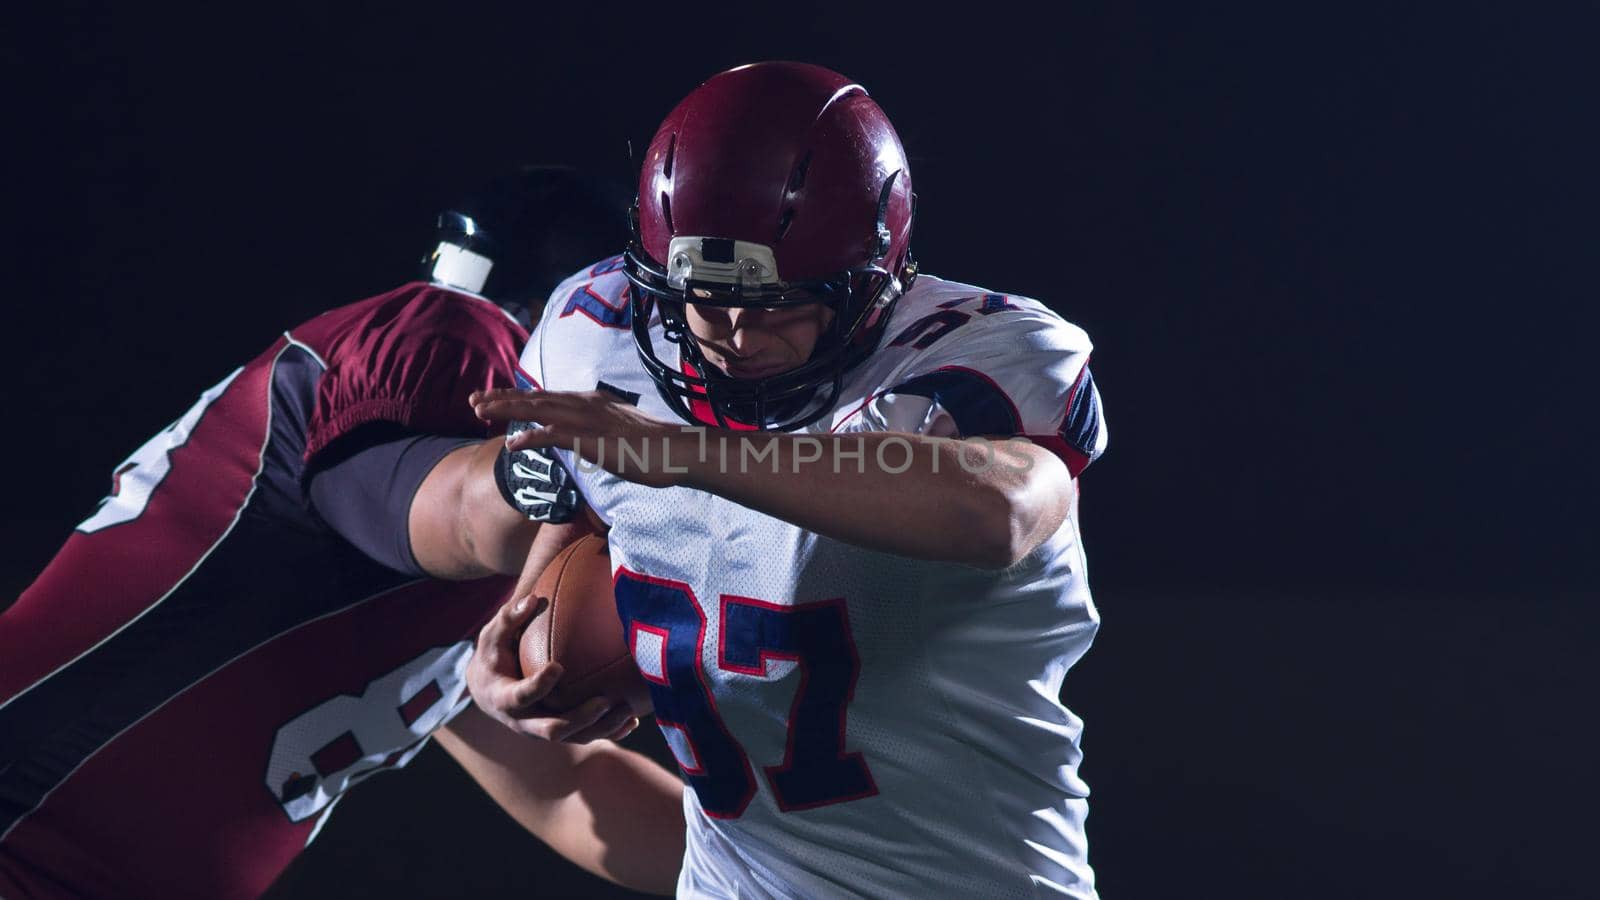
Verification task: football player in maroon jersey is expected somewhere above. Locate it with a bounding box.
[0,167,682,899]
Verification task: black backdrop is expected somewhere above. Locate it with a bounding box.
[3,4,1593,897]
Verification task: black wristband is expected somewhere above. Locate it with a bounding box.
[493,443,525,512]
[493,427,579,523]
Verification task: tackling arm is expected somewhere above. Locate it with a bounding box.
[306,429,538,580]
[408,438,539,579]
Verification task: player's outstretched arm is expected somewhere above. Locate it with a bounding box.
[306,430,544,581]
[434,704,685,895]
[675,431,1073,570]
[470,389,1074,569]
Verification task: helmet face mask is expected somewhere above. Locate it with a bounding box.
[625,235,906,430]
[625,62,917,432]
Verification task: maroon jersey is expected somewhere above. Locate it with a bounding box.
[0,284,527,899]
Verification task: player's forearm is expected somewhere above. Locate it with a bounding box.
[474,743,684,894]
[676,431,1071,569]
[437,708,684,895]
[471,389,1072,566]
[548,741,686,894]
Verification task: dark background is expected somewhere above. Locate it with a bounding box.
[3,3,1594,897]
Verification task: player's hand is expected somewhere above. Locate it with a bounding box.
[468,592,640,744]
[470,388,692,489]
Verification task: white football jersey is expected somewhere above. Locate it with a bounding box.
[520,257,1107,899]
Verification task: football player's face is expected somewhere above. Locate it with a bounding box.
[685,302,835,379]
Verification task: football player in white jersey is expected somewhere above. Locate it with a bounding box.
[469,62,1107,898]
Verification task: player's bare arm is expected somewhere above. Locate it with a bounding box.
[407,434,578,579]
[470,388,1074,569]
[434,704,684,895]
[681,430,1073,570]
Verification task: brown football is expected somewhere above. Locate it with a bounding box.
[519,534,652,716]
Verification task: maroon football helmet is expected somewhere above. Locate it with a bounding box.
[624,62,917,430]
